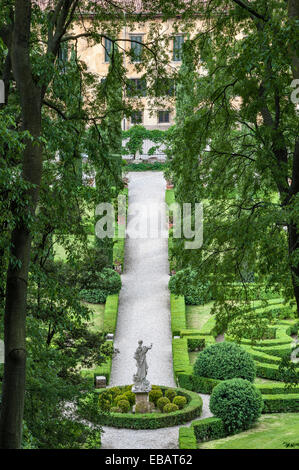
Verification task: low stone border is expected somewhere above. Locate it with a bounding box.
[96,386,203,429]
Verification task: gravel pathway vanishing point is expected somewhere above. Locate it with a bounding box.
[101,172,212,449]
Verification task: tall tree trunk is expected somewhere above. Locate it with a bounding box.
[0,0,42,449]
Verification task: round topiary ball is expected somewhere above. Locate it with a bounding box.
[194,342,256,382]
[118,399,131,413]
[163,403,179,413]
[173,395,187,409]
[114,394,127,405]
[165,389,177,402]
[157,396,170,412]
[123,391,136,406]
[210,378,263,433]
[149,389,163,405]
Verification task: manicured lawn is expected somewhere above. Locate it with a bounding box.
[186,303,213,330]
[198,414,299,449]
[83,302,105,333]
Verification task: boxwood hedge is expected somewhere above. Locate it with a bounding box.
[95,386,202,429]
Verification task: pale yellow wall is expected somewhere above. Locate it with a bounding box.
[73,17,206,129]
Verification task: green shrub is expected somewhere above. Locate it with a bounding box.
[169,268,212,305]
[149,389,163,405]
[118,399,131,413]
[79,288,107,304]
[210,378,263,433]
[187,338,205,352]
[262,394,299,413]
[178,373,220,394]
[157,397,170,412]
[114,394,127,404]
[192,417,226,442]
[194,342,256,382]
[173,396,187,409]
[165,389,177,402]
[109,387,122,399]
[123,391,136,406]
[98,391,112,412]
[163,403,179,413]
[96,386,203,429]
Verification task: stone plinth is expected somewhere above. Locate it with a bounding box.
[132,389,152,413]
[134,391,149,406]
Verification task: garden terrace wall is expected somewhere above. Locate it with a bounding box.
[96,387,203,429]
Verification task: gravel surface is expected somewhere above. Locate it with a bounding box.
[109,172,174,388]
[101,172,212,449]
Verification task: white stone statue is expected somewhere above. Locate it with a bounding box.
[132,340,153,392]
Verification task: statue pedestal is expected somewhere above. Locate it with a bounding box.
[134,391,149,406]
[132,386,152,413]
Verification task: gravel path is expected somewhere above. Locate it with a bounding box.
[101,172,211,449]
[109,172,174,388]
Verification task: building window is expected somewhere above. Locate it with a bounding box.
[173,35,184,61]
[154,77,175,97]
[104,37,113,62]
[127,78,147,97]
[131,111,143,124]
[158,111,170,124]
[130,35,142,62]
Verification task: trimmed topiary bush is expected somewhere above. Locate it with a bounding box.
[123,391,136,406]
[118,399,131,413]
[209,378,263,433]
[173,396,187,409]
[98,391,112,411]
[157,397,170,412]
[165,389,177,402]
[109,387,122,399]
[149,389,163,405]
[163,403,179,413]
[194,342,256,382]
[114,394,127,405]
[95,386,203,429]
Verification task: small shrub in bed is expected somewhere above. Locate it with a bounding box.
[123,391,136,406]
[165,389,177,402]
[173,396,187,409]
[194,342,256,382]
[149,389,163,405]
[210,378,263,433]
[163,403,179,413]
[157,397,170,412]
[118,399,131,413]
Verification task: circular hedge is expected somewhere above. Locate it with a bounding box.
[194,342,256,382]
[210,378,263,433]
[95,386,202,429]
